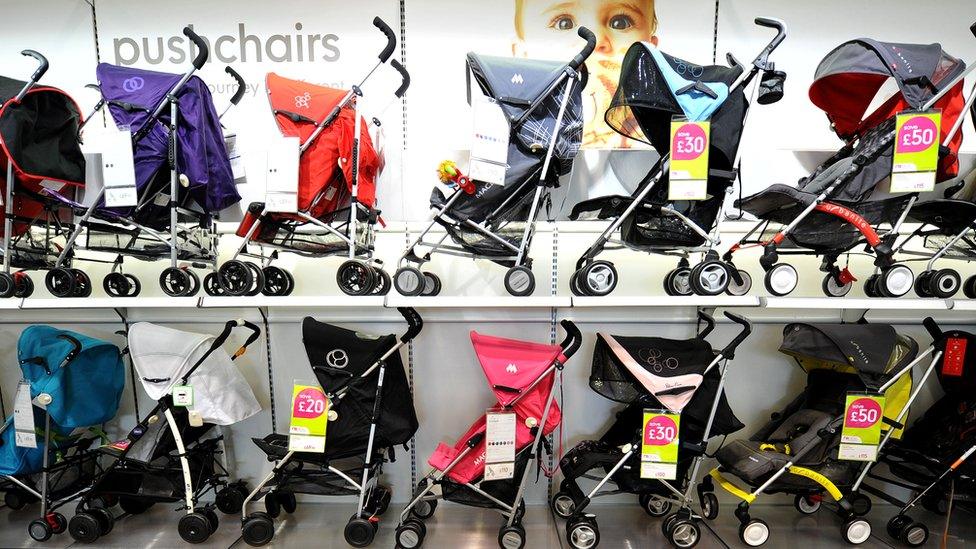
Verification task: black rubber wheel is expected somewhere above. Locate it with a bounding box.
[929,268,961,298]
[70,269,92,297]
[668,519,700,549]
[793,494,821,515]
[690,260,730,296]
[639,493,672,517]
[49,512,67,534]
[0,272,15,298]
[420,272,442,296]
[261,266,290,296]
[103,272,131,297]
[887,514,913,540]
[498,524,526,549]
[119,497,154,515]
[28,519,52,542]
[283,270,296,295]
[218,260,254,296]
[371,269,392,296]
[915,271,934,298]
[45,267,76,298]
[964,275,976,299]
[123,274,141,297]
[570,269,587,296]
[566,519,600,549]
[864,274,880,297]
[395,519,426,549]
[13,272,34,298]
[91,507,114,536]
[178,512,212,544]
[241,512,275,547]
[280,491,297,514]
[369,486,390,516]
[68,512,100,544]
[337,260,376,296]
[821,273,852,297]
[344,515,375,547]
[265,492,281,518]
[579,260,617,296]
[726,269,752,296]
[160,267,193,297]
[850,493,872,517]
[662,512,680,537]
[504,266,535,296]
[245,263,265,296]
[4,489,27,510]
[394,266,425,296]
[901,521,929,547]
[204,272,224,296]
[205,508,219,532]
[411,498,437,520]
[668,267,693,296]
[185,269,201,296]
[701,492,719,520]
[551,491,576,519]
[215,484,246,514]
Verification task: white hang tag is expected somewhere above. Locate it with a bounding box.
[13,381,37,449]
[225,132,247,183]
[264,137,300,213]
[173,385,194,407]
[484,411,516,481]
[469,96,509,186]
[89,128,138,208]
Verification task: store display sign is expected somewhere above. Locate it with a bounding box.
[288,382,329,453]
[669,118,710,201]
[641,409,680,479]
[891,111,941,193]
[839,393,885,461]
[484,411,516,481]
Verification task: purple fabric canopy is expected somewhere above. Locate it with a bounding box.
[96,63,240,214]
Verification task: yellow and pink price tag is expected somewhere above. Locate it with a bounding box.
[669,120,710,201]
[288,383,329,453]
[891,111,941,193]
[641,409,680,479]
[839,394,885,462]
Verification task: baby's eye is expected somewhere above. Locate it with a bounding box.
[550,15,576,31]
[608,14,634,30]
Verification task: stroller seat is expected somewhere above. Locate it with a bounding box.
[910,199,976,234]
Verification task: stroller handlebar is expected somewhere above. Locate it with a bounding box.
[21,50,48,86]
[923,316,943,342]
[225,66,246,106]
[971,21,976,39]
[397,307,424,342]
[558,319,583,359]
[752,17,787,70]
[720,312,753,360]
[373,17,397,63]
[391,60,410,98]
[697,311,716,339]
[183,26,209,70]
[569,27,597,71]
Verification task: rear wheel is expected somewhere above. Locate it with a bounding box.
[887,514,913,539]
[690,260,730,296]
[262,266,291,296]
[566,519,599,549]
[0,272,15,298]
[764,264,797,296]
[337,260,376,296]
[204,272,225,296]
[498,524,526,549]
[880,264,914,297]
[394,267,425,296]
[420,272,442,296]
[504,266,535,296]
[964,275,976,299]
[68,512,101,544]
[551,491,576,519]
[900,522,929,547]
[640,493,672,517]
[842,518,871,545]
[793,495,821,515]
[726,269,752,296]
[28,519,52,542]
[244,263,265,296]
[344,515,375,547]
[410,498,437,520]
[822,273,852,297]
[700,492,719,520]
[160,267,194,297]
[13,272,34,298]
[218,260,253,296]
[178,512,212,544]
[668,519,701,548]
[579,261,617,296]
[395,519,426,549]
[265,492,281,518]
[915,271,934,298]
[665,267,693,296]
[928,268,961,298]
[739,519,769,547]
[45,267,76,298]
[103,272,133,297]
[241,512,274,547]
[70,269,92,297]
[371,269,392,296]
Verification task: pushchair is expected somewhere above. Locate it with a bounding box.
[0,326,124,542]
[67,320,262,544]
[727,34,973,298]
[551,312,751,548]
[44,27,245,299]
[709,320,945,546]
[240,307,422,547]
[568,17,787,297]
[393,28,595,297]
[0,50,86,298]
[394,319,582,549]
[219,17,408,297]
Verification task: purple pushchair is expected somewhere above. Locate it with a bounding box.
[45,27,245,298]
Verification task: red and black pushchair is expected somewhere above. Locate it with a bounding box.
[217,17,409,297]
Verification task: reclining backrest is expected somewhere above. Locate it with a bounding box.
[766,409,835,462]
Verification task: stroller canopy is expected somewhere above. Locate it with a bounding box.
[266,73,380,215]
[96,64,240,213]
[302,318,418,455]
[0,77,85,188]
[17,326,124,429]
[605,43,747,170]
[470,331,562,408]
[128,322,260,425]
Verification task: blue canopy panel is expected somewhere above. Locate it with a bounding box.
[648,48,729,121]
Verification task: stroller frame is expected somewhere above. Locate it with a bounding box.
[219,17,409,298]
[239,307,422,548]
[393,320,582,549]
[572,17,787,299]
[393,28,596,297]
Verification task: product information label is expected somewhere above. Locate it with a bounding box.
[470,96,510,186]
[95,128,138,208]
[288,382,329,453]
[484,411,516,481]
[172,385,193,407]
[839,393,885,461]
[13,381,36,449]
[669,119,710,201]
[265,136,300,212]
[891,111,941,193]
[225,133,247,183]
[641,409,680,479]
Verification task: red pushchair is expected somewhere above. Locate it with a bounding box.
[395,320,582,549]
[217,17,409,297]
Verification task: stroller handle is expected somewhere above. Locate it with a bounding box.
[923,317,943,342]
[558,319,583,359]
[569,27,597,71]
[225,66,246,106]
[397,307,424,343]
[212,319,262,361]
[391,60,411,98]
[720,312,752,360]
[752,17,787,70]
[971,21,976,39]
[21,50,48,86]
[697,311,716,339]
[373,17,397,63]
[183,26,209,70]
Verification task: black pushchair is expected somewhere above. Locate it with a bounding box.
[569,18,786,297]
[551,312,751,548]
[67,320,263,544]
[240,308,422,547]
[393,28,594,297]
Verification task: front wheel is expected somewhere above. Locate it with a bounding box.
[504,266,535,296]
[551,491,576,519]
[842,518,871,545]
[579,261,617,296]
[690,261,730,296]
[566,519,599,549]
[178,512,213,544]
[739,519,770,547]
[764,264,798,297]
[668,519,701,548]
[394,266,425,296]
[337,260,376,296]
[498,524,526,549]
[726,269,752,296]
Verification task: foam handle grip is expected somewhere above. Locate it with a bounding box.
[721,312,753,359]
[559,319,583,358]
[21,50,48,84]
[971,21,976,39]
[697,311,716,339]
[923,316,943,341]
[225,66,246,105]
[755,17,787,50]
[569,27,596,71]
[391,60,411,98]
[398,307,424,342]
[184,26,209,70]
[373,17,397,63]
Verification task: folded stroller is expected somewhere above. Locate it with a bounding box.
[709,321,946,546]
[219,17,408,297]
[394,320,582,549]
[240,307,422,547]
[0,326,124,542]
[568,18,787,297]
[727,34,973,298]
[0,50,86,298]
[393,28,594,297]
[44,27,244,299]
[551,312,751,549]
[67,320,262,545]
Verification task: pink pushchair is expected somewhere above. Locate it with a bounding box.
[394,320,582,549]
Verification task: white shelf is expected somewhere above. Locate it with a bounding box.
[200,296,386,308]
[20,297,201,309]
[761,297,950,311]
[384,296,572,308]
[947,300,976,311]
[0,298,23,309]
[571,296,761,308]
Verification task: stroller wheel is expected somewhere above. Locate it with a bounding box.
[265,492,281,518]
[504,266,535,296]
[68,512,100,544]
[763,264,797,297]
[280,491,298,514]
[668,519,701,548]
[204,272,225,296]
[921,493,948,514]
[70,269,92,297]
[394,267,425,296]
[498,523,526,549]
[371,269,392,296]
[160,267,194,297]
[928,268,961,298]
[842,518,871,545]
[914,271,934,298]
[0,272,15,298]
[551,491,576,519]
[242,512,275,547]
[4,488,28,510]
[579,261,617,296]
[178,512,213,544]
[411,498,437,520]
[45,267,76,298]
[124,274,141,297]
[726,269,752,296]
[793,495,821,515]
[669,267,693,296]
[217,260,254,296]
[205,508,219,532]
[880,264,914,297]
[185,269,201,296]
[245,263,265,296]
[344,515,376,547]
[119,497,154,515]
[900,521,929,547]
[48,511,67,535]
[337,260,376,296]
[690,260,729,296]
[850,493,872,516]
[864,274,880,297]
[640,493,672,517]
[369,485,391,516]
[395,519,426,549]
[261,266,291,296]
[964,275,976,299]
[13,272,34,298]
[738,518,770,547]
[887,514,913,539]
[91,507,114,536]
[566,519,600,549]
[216,482,247,514]
[570,268,588,296]
[420,272,442,296]
[283,269,296,295]
[104,272,132,298]
[700,492,719,520]
[662,512,680,537]
[821,273,852,297]
[28,519,52,542]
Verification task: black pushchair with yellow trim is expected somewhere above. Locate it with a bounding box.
[708,321,942,546]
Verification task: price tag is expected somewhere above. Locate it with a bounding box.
[172,386,193,407]
[641,409,680,479]
[288,382,329,453]
[839,393,885,461]
[13,381,36,449]
[469,95,509,186]
[891,111,941,193]
[265,136,300,213]
[669,119,710,201]
[484,411,516,481]
[225,133,247,183]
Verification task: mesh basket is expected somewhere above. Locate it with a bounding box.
[250,211,373,256]
[441,449,532,509]
[923,234,976,258]
[620,194,724,248]
[84,221,216,261]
